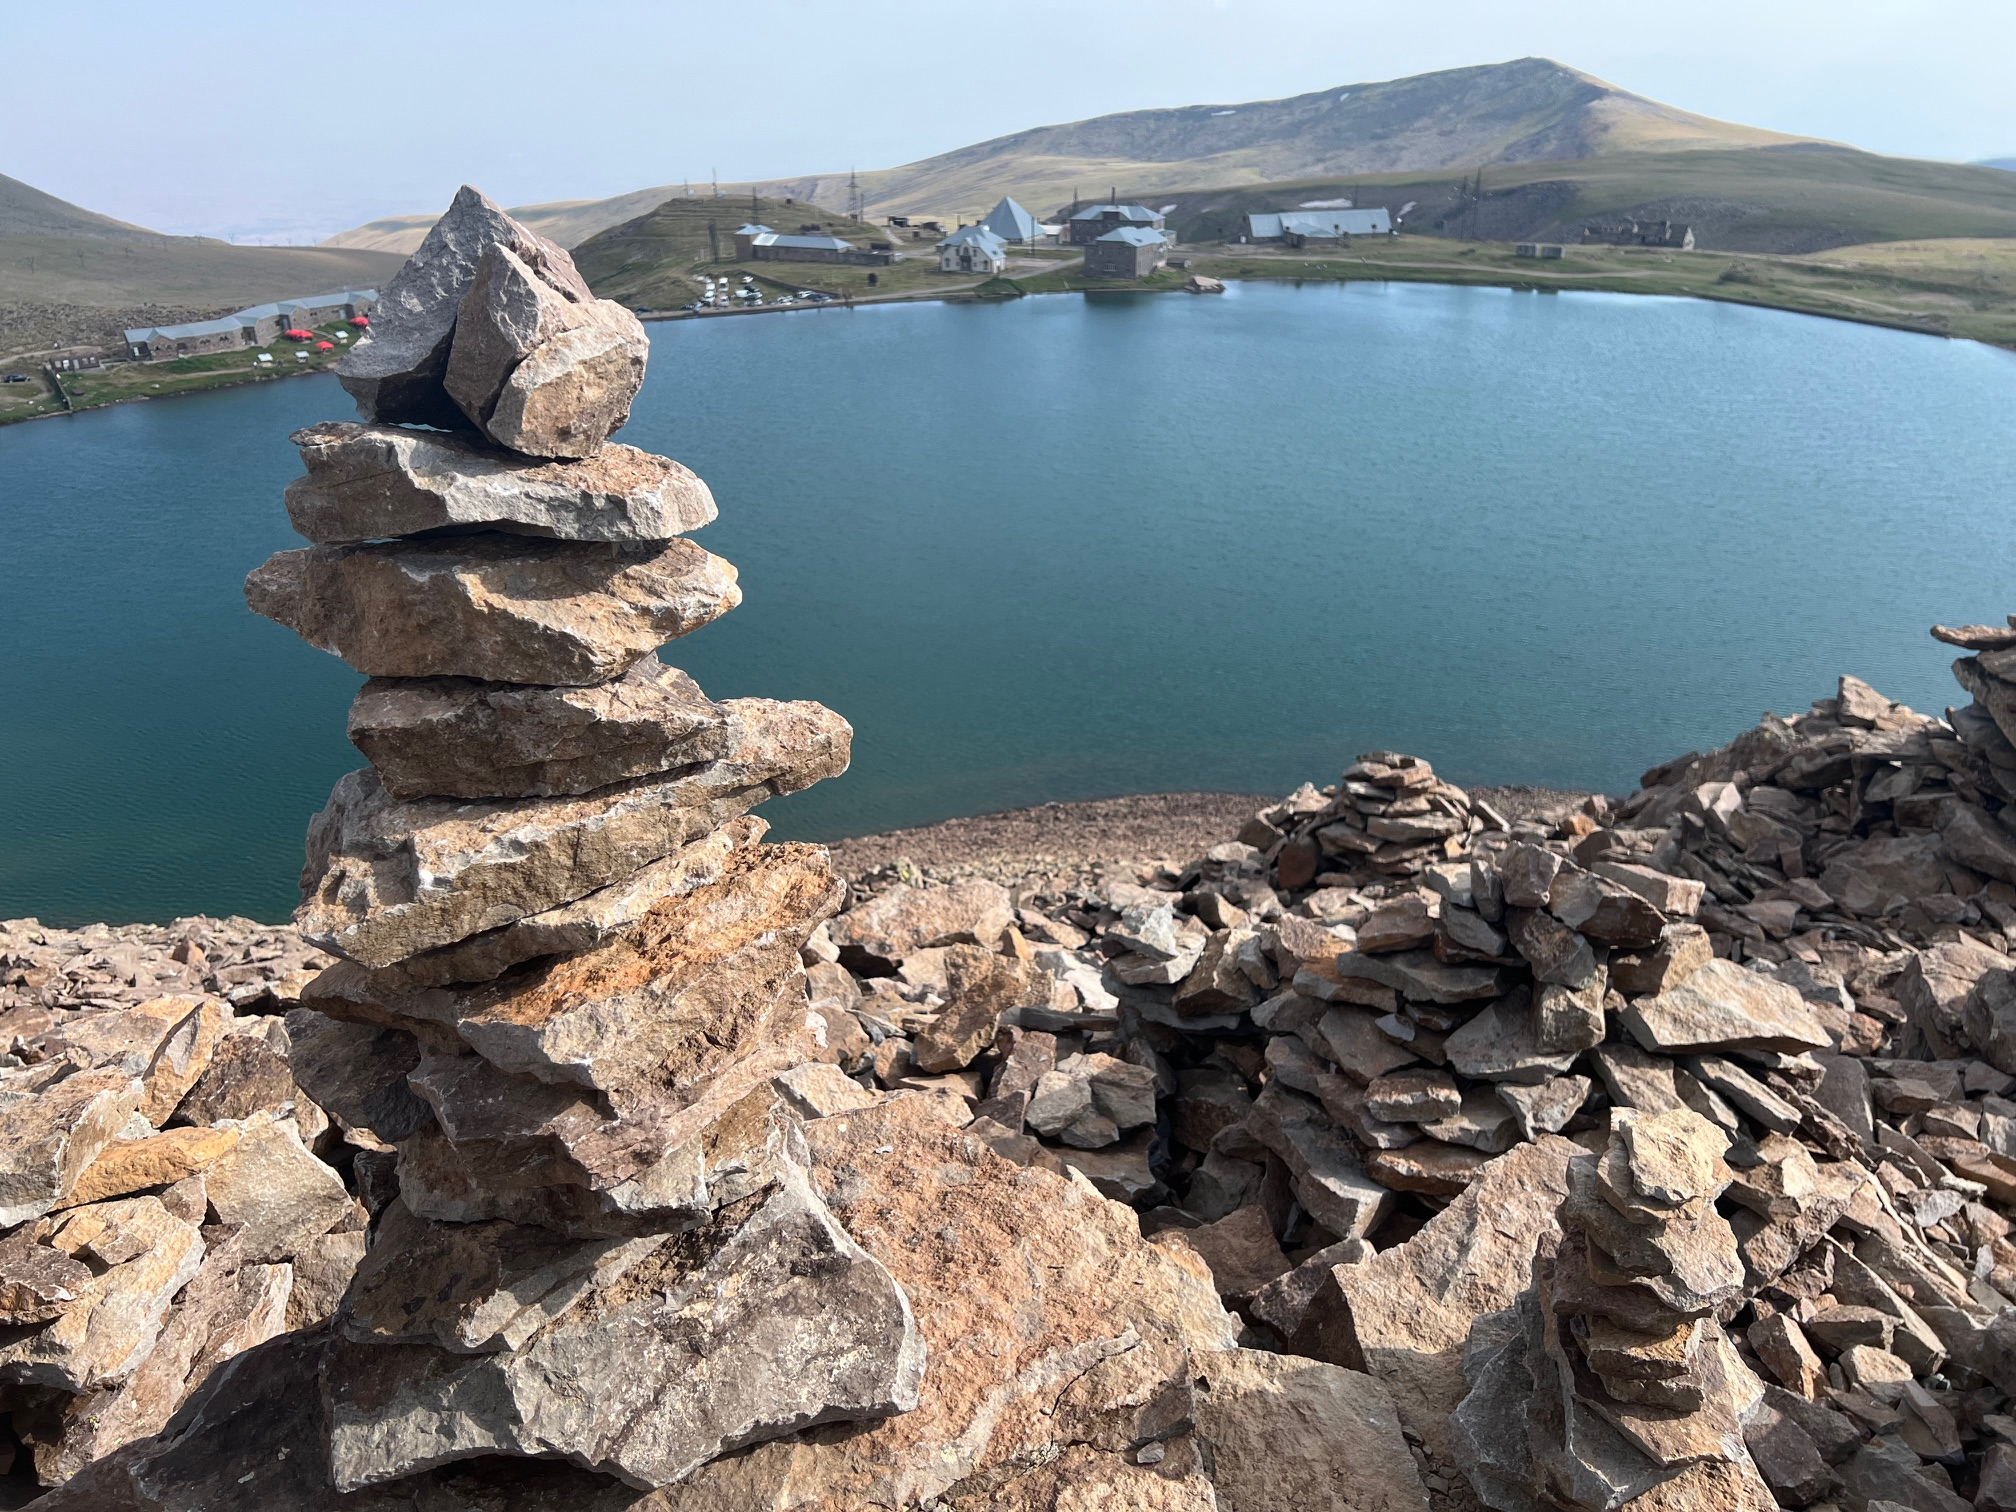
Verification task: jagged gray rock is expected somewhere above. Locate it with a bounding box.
[336,185,590,432]
[322,1157,924,1491]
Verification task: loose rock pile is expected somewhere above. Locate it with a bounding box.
[16,191,1432,1512]
[777,663,2016,1509]
[0,922,360,1487]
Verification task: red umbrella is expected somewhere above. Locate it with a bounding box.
[284,328,312,340]
[314,341,335,350]
[349,316,369,327]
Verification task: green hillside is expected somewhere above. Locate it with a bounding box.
[1167,147,2016,254]
[572,196,909,308]
[0,231,406,354]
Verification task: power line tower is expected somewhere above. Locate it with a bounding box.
[848,166,863,224]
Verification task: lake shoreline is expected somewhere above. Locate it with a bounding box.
[5,784,1604,930]
[9,243,2004,428]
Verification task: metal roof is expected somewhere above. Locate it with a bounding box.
[752,233,856,250]
[127,316,244,342]
[1094,226,1168,247]
[736,223,773,235]
[981,197,1037,241]
[1249,209,1391,237]
[938,224,1006,251]
[1070,203,1160,222]
[124,289,375,347]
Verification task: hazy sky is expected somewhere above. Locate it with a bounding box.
[10,0,2014,240]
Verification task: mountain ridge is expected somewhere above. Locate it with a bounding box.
[321,57,1832,253]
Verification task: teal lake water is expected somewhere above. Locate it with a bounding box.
[5,281,2016,925]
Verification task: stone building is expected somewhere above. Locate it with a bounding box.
[124,290,375,362]
[733,224,893,266]
[1067,203,1164,245]
[1084,226,1169,280]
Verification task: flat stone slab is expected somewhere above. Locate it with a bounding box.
[1334,947,1509,1005]
[246,535,739,686]
[284,422,714,544]
[1619,959,1832,1055]
[323,1158,924,1491]
[358,817,765,988]
[350,659,731,800]
[297,698,849,966]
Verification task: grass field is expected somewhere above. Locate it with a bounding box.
[0,323,357,426]
[1180,235,2016,347]
[0,234,403,312]
[1170,148,2016,256]
[0,366,65,423]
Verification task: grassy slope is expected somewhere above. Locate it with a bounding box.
[1185,236,2016,347]
[0,235,404,309]
[0,172,155,238]
[573,196,923,308]
[1170,148,2016,254]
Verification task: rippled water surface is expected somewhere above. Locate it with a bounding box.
[5,281,2015,923]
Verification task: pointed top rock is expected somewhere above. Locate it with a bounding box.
[336,186,591,432]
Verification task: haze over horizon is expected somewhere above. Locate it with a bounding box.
[8,0,2015,242]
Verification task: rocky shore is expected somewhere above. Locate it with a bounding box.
[2,185,2014,1512]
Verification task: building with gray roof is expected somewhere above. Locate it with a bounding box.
[1244,209,1392,244]
[937,224,1007,275]
[1066,203,1165,246]
[1083,225,1169,280]
[124,289,375,361]
[981,197,1039,244]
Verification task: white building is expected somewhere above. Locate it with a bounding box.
[937,224,1007,274]
[1244,208,1392,243]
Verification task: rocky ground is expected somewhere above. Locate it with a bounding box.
[825,786,1596,898]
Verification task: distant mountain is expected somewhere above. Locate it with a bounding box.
[0,172,159,239]
[1978,158,2016,172]
[324,57,1828,253]
[0,172,406,351]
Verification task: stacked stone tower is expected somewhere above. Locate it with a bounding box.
[240,188,920,1491]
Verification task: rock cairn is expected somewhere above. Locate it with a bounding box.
[27,191,1432,1512]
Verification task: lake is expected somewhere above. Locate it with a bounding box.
[4,280,2015,926]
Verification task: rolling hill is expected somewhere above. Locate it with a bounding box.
[1164,147,2016,254]
[0,171,408,354]
[322,57,1827,253]
[570,196,895,308]
[0,172,158,239]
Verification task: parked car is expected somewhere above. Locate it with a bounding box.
[1,373,28,384]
